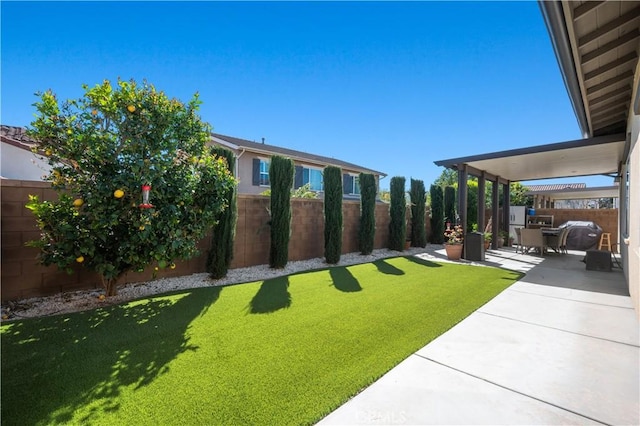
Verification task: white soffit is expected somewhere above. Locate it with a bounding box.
[434,134,626,182]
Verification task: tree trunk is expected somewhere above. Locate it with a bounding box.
[102,276,119,297]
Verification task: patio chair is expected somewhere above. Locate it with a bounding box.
[520,228,545,256]
[514,227,524,253]
[559,227,570,254]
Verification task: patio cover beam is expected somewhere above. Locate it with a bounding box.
[433,133,625,183]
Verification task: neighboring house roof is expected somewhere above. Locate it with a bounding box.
[1,125,51,181]
[211,133,386,177]
[1,125,39,152]
[525,185,619,200]
[2,125,386,178]
[525,183,586,192]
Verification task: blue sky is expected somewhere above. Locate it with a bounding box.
[1,1,613,189]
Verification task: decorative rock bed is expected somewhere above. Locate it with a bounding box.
[2,246,448,321]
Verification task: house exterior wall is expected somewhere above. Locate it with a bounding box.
[237,153,264,195]
[1,143,50,181]
[234,149,380,196]
[1,179,423,302]
[624,70,639,317]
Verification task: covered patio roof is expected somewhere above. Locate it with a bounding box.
[433,133,626,183]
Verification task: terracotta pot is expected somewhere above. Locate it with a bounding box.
[484,241,491,250]
[444,243,463,260]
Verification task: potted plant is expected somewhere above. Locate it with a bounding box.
[483,232,492,250]
[499,230,509,247]
[443,224,464,260]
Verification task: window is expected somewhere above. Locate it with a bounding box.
[352,176,360,195]
[252,158,270,187]
[259,159,270,186]
[303,167,323,191]
[343,174,360,195]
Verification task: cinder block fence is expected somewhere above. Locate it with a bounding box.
[1,180,424,301]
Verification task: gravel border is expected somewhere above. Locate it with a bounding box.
[1,245,459,321]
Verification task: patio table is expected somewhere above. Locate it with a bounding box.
[542,228,561,253]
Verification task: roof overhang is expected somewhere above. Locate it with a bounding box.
[526,185,619,200]
[539,1,640,138]
[434,133,626,182]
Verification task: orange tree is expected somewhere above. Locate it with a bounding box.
[25,79,236,296]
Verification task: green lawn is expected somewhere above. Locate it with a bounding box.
[1,257,521,425]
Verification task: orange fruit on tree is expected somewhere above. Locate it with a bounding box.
[76,256,85,263]
[114,189,125,199]
[127,105,136,113]
[73,198,84,207]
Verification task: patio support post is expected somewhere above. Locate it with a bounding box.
[478,172,486,232]
[491,177,500,249]
[502,181,510,240]
[457,164,468,258]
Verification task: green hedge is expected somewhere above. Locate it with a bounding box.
[388,176,406,251]
[269,156,294,268]
[207,146,237,278]
[430,184,444,244]
[358,173,376,255]
[409,179,427,247]
[323,166,343,264]
[444,186,456,226]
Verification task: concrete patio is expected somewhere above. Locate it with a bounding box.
[320,248,639,425]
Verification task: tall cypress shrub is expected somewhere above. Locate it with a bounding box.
[444,185,456,225]
[269,155,294,268]
[207,146,237,278]
[358,173,376,255]
[388,176,406,251]
[410,179,427,247]
[323,166,343,264]
[430,184,445,244]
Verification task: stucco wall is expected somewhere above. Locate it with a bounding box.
[233,149,381,196]
[1,144,51,181]
[624,70,639,317]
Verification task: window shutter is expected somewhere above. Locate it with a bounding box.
[252,158,260,186]
[343,174,353,194]
[294,166,303,189]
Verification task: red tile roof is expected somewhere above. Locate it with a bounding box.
[525,183,586,192]
[0,125,39,152]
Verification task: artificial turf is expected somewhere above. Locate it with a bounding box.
[1,256,521,425]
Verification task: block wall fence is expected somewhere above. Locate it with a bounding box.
[1,179,432,301]
[480,208,617,241]
[533,208,618,244]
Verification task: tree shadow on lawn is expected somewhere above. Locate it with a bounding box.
[329,267,362,292]
[404,256,443,268]
[373,259,405,275]
[249,276,291,314]
[0,286,222,426]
